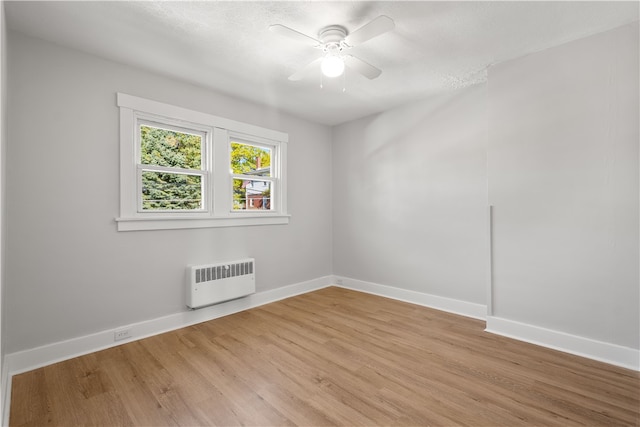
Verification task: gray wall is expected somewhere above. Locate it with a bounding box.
[488,22,639,349]
[5,32,333,354]
[4,21,639,359]
[331,21,639,352]
[332,84,489,305]
[1,0,7,388]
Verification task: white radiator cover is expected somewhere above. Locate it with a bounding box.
[186,258,256,309]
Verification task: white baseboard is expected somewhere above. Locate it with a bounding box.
[3,275,332,382]
[3,275,637,425]
[334,276,639,372]
[333,275,487,320]
[486,316,640,371]
[1,358,10,427]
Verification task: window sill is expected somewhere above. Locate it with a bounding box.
[115,214,290,231]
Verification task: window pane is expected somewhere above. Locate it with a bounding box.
[230,142,271,177]
[142,171,203,210]
[140,125,202,170]
[233,179,272,211]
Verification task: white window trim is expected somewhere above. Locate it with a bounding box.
[116,93,289,231]
[228,133,282,214]
[135,116,212,215]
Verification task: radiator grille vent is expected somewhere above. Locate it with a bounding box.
[186,258,256,309]
[195,261,253,283]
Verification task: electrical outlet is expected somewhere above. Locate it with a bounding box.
[114,328,132,342]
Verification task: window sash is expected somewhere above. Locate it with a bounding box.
[137,119,206,171]
[231,175,277,212]
[230,174,277,183]
[134,114,212,215]
[229,138,274,176]
[228,137,280,214]
[137,165,208,213]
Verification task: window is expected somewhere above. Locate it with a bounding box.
[230,140,274,211]
[117,93,288,231]
[138,121,207,212]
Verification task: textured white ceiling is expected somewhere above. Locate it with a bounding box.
[5,1,639,125]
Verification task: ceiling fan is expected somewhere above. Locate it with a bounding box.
[269,15,395,82]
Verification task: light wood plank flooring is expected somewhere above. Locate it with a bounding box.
[10,287,640,426]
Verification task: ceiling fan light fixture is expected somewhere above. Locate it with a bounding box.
[272,16,393,82]
[321,55,345,78]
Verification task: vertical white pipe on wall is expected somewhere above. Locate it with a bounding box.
[486,205,493,317]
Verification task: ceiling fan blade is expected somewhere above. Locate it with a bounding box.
[344,15,394,47]
[288,57,323,81]
[344,55,382,79]
[269,24,321,47]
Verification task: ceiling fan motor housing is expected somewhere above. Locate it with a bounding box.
[319,25,349,51]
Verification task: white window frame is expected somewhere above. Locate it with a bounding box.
[136,117,211,215]
[229,134,282,213]
[116,93,289,231]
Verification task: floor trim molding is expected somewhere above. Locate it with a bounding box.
[4,275,637,424]
[333,275,487,320]
[1,359,10,427]
[486,316,640,371]
[2,274,333,425]
[5,276,332,377]
[333,275,639,372]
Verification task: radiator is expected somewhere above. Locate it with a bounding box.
[186,258,255,309]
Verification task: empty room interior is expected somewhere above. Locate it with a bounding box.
[0,0,639,425]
